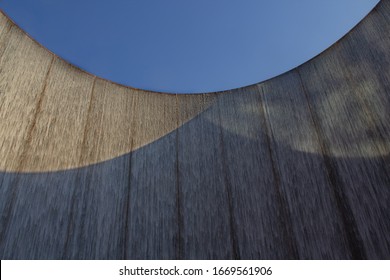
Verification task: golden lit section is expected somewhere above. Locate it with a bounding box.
[0,14,216,172]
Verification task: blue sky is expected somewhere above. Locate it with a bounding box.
[0,0,379,93]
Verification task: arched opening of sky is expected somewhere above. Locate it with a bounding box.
[0,0,380,93]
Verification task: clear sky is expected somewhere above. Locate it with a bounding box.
[0,0,379,93]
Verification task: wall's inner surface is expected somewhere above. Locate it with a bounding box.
[0,1,389,259]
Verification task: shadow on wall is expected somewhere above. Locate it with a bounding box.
[0,63,390,259]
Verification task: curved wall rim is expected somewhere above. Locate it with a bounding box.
[0,1,389,172]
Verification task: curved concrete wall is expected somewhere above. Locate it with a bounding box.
[0,1,389,259]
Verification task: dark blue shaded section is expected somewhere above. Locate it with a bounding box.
[0,118,389,259]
